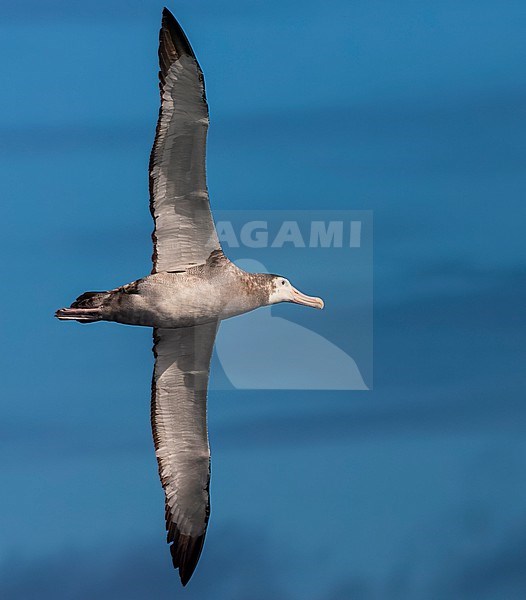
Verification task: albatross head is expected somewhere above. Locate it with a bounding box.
[267,276,324,309]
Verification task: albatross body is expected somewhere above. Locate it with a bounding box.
[57,249,322,328]
[56,8,323,586]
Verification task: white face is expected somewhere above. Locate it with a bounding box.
[268,277,324,309]
[268,277,295,304]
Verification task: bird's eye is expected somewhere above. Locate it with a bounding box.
[281,280,285,285]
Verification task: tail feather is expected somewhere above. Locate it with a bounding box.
[56,290,110,323]
[71,291,107,308]
[55,307,102,323]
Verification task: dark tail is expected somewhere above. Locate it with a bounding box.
[55,291,109,323]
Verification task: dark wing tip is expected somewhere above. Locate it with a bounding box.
[169,530,206,586]
[160,7,197,65]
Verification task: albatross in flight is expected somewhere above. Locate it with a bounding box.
[56,8,323,586]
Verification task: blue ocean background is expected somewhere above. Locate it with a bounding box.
[1,1,525,597]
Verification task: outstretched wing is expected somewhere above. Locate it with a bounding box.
[149,8,220,273]
[151,321,218,585]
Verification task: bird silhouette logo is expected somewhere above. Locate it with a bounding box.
[215,259,368,390]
